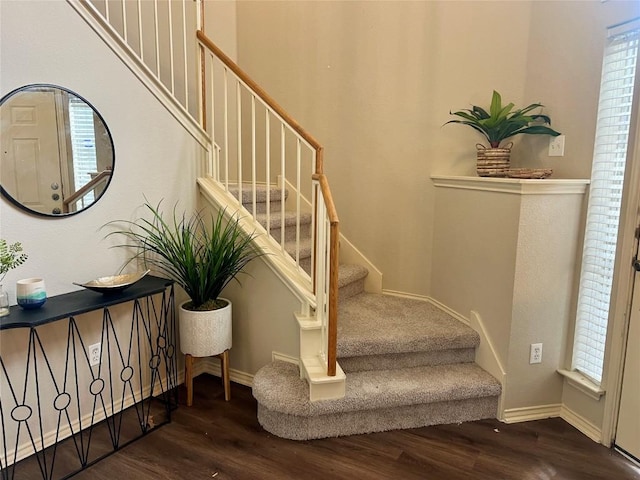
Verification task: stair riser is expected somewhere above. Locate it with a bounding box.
[339,278,365,301]
[244,201,284,216]
[338,348,476,373]
[257,395,499,440]
[299,256,311,275]
[228,187,286,205]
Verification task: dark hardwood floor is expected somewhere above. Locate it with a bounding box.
[72,374,639,480]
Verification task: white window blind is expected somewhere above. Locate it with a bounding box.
[68,96,98,208]
[573,26,640,384]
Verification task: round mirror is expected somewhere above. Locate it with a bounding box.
[1,84,114,217]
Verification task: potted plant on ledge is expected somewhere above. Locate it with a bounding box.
[108,201,261,405]
[446,90,561,177]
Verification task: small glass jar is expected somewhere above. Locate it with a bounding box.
[0,284,9,317]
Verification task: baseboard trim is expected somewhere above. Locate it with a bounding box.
[272,351,300,365]
[385,290,469,325]
[198,357,254,387]
[502,404,562,423]
[560,404,603,443]
[468,310,507,421]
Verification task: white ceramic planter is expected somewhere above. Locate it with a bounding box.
[178,298,232,357]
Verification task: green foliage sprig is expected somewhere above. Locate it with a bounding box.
[0,239,28,283]
[446,90,561,148]
[106,201,262,311]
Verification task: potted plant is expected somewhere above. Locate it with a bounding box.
[446,90,561,177]
[0,239,28,317]
[107,201,261,403]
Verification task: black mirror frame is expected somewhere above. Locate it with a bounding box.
[0,83,115,218]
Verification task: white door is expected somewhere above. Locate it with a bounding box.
[616,248,640,461]
[1,90,64,214]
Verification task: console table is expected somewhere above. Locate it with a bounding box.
[0,275,177,480]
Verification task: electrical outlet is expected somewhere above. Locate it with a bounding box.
[89,343,101,366]
[530,343,543,364]
[548,135,565,156]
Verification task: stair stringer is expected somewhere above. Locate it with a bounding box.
[412,292,507,420]
[199,177,315,306]
[199,177,347,401]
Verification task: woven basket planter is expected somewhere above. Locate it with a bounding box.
[476,143,511,177]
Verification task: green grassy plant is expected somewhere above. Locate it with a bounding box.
[107,201,261,310]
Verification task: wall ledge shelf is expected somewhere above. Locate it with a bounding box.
[558,369,606,401]
[431,175,590,195]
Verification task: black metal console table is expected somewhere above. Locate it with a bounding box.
[0,275,177,480]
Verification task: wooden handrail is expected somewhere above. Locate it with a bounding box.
[200,27,339,378]
[197,30,324,172]
[63,169,112,210]
[312,174,339,226]
[313,173,340,376]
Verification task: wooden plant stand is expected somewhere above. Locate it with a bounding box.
[184,350,231,406]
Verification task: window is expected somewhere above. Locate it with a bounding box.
[573,24,640,385]
[68,96,98,208]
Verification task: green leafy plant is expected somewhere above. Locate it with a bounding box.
[445,90,561,148]
[0,239,28,283]
[107,201,262,311]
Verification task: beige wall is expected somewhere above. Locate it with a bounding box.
[431,179,587,413]
[235,1,535,296]
[233,0,640,435]
[198,197,304,374]
[4,0,639,449]
[521,0,640,178]
[204,0,237,59]
[234,0,639,293]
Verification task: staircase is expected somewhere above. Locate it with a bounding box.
[245,186,501,440]
[72,0,502,441]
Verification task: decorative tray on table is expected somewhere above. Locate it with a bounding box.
[74,270,150,294]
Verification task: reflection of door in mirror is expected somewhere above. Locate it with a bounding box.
[1,84,114,217]
[1,90,65,215]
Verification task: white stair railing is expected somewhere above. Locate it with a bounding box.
[198,31,317,277]
[82,0,200,119]
[69,0,206,148]
[312,174,339,375]
[198,31,340,377]
[69,0,340,378]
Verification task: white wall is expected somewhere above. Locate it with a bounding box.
[0,0,204,462]
[0,1,203,297]
[0,0,296,392]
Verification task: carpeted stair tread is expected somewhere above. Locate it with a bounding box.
[253,361,500,418]
[257,395,498,440]
[338,264,368,289]
[337,293,480,358]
